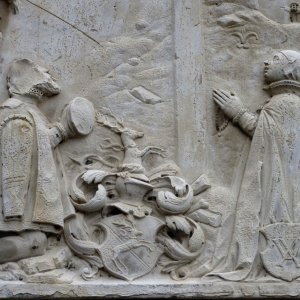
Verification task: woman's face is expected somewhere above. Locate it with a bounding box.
[264,53,285,84]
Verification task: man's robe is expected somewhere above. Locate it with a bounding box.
[0,98,74,233]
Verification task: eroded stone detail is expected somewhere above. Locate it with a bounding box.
[2,1,300,298]
[0,58,95,282]
[290,2,300,22]
[64,110,219,281]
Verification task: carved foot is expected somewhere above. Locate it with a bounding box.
[0,231,47,264]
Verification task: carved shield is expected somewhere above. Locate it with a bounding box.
[98,214,164,281]
[261,223,300,281]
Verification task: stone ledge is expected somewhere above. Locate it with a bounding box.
[0,279,299,299]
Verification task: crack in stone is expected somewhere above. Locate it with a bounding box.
[23,0,103,48]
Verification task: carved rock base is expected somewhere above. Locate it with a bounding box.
[1,280,300,299]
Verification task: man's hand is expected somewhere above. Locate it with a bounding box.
[213,89,244,119]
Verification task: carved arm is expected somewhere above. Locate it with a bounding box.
[234,110,258,137]
[49,123,68,148]
[1,115,34,219]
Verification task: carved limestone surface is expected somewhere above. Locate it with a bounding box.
[212,50,300,282]
[0,57,96,281]
[2,0,300,299]
[64,110,218,281]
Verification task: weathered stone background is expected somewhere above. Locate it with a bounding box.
[203,0,300,187]
[1,0,300,298]
[0,0,175,179]
[1,0,300,190]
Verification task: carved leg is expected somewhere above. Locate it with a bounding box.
[0,231,47,263]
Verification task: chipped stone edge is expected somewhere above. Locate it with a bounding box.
[0,280,300,298]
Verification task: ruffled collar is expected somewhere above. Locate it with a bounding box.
[265,80,300,96]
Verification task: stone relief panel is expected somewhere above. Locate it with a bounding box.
[193,0,300,287]
[1,0,300,298]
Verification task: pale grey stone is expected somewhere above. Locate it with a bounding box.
[1,0,300,298]
[130,86,162,104]
[217,14,245,27]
